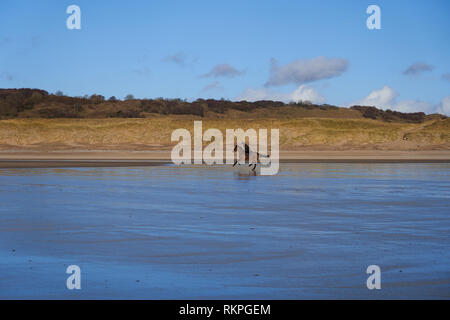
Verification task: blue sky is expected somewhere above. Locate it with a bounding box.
[1,0,449,114]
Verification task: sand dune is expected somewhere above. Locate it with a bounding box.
[0,118,448,167]
[0,117,448,152]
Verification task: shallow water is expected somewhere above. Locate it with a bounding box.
[0,163,449,299]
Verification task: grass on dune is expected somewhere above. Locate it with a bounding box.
[0,117,448,149]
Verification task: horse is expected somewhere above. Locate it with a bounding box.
[232,142,270,172]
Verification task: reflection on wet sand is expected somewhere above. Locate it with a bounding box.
[0,163,449,299]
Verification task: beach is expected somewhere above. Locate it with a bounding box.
[1,163,449,299]
[0,150,449,168]
[1,0,449,303]
[0,118,449,299]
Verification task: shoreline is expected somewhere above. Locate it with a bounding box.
[0,160,168,168]
[0,150,449,168]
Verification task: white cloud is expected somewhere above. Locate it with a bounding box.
[201,64,244,78]
[393,100,433,113]
[201,81,223,92]
[403,62,434,76]
[352,86,450,116]
[163,51,187,66]
[441,73,450,82]
[266,56,349,86]
[236,85,326,104]
[436,96,450,116]
[352,86,398,108]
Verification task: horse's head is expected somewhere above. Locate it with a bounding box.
[234,142,246,151]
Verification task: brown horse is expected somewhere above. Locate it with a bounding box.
[232,143,269,171]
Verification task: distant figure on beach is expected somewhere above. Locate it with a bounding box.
[233,142,270,172]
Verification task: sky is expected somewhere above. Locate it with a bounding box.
[0,0,449,114]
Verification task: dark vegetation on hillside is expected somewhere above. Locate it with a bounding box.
[0,88,445,123]
[349,105,433,123]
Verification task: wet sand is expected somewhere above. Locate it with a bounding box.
[0,163,449,299]
[0,150,449,168]
[0,160,167,168]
